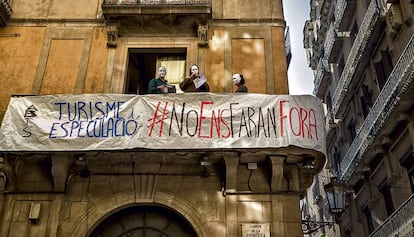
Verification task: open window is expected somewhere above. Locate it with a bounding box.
[125,48,187,94]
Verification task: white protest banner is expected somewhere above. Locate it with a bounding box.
[0,93,326,155]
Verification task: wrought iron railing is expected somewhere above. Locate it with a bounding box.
[313,58,330,95]
[334,0,347,29]
[369,194,414,237]
[331,0,380,117]
[103,0,210,5]
[340,34,414,181]
[313,22,335,95]
[324,23,336,60]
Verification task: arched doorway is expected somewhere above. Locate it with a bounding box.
[88,205,198,237]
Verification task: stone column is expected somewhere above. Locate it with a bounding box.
[223,152,239,237]
[223,152,239,193]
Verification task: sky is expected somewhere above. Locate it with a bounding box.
[283,1,315,95]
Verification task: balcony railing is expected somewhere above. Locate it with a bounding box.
[102,0,211,28]
[334,0,346,29]
[332,0,381,117]
[103,0,210,5]
[322,21,346,64]
[335,0,357,31]
[323,23,336,63]
[340,34,414,182]
[101,0,211,15]
[0,0,12,26]
[368,194,414,237]
[313,58,331,97]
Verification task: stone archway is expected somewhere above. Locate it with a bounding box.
[87,204,198,237]
[68,191,212,237]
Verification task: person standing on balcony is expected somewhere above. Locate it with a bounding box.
[179,64,210,92]
[148,66,176,94]
[232,73,248,93]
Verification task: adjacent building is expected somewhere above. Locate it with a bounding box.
[303,0,414,236]
[0,0,325,236]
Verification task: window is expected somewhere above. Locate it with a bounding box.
[360,84,373,118]
[378,180,395,216]
[373,50,393,90]
[347,120,356,142]
[125,48,187,94]
[332,146,341,177]
[362,206,374,234]
[326,92,334,124]
[400,148,414,192]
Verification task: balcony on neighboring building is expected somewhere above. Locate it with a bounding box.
[317,0,332,43]
[334,0,356,32]
[320,0,332,26]
[0,0,12,26]
[339,34,414,183]
[313,58,331,98]
[368,194,414,237]
[331,0,385,118]
[285,26,292,68]
[308,38,319,70]
[325,23,345,63]
[101,0,211,29]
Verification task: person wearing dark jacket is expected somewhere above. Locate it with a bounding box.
[148,66,175,94]
[232,73,248,93]
[179,64,210,92]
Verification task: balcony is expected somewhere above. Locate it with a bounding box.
[339,34,414,182]
[0,0,12,26]
[313,58,331,98]
[285,26,292,68]
[320,0,332,26]
[335,0,356,32]
[368,194,414,237]
[317,0,332,39]
[332,0,384,118]
[102,0,211,28]
[325,23,345,63]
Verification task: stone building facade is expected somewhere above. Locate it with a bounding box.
[303,0,414,236]
[0,0,325,236]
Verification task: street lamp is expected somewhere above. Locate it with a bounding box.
[301,177,345,234]
[324,177,345,216]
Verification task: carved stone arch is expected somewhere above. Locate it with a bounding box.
[68,190,212,237]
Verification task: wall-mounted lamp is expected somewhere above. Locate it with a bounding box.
[324,177,345,216]
[302,177,345,234]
